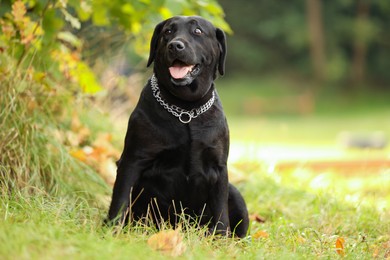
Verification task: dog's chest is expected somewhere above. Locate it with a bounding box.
[143,124,225,186]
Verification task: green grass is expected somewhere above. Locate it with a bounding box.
[1,162,389,259]
[0,78,109,198]
[218,75,390,116]
[228,112,390,145]
[1,75,389,259]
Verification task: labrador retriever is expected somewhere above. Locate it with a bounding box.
[106,16,249,237]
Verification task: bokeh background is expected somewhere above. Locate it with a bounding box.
[213,0,390,169]
[1,0,389,176]
[1,1,390,258]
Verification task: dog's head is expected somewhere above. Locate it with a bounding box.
[147,16,226,102]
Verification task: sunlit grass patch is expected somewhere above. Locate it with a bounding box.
[226,111,389,258]
[229,156,390,258]
[1,70,389,258]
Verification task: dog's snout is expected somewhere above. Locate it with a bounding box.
[168,40,185,52]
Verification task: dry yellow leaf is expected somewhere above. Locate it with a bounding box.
[252,230,269,239]
[147,229,186,257]
[335,237,345,256]
[70,149,87,162]
[297,236,306,244]
[249,213,266,223]
[384,241,390,259]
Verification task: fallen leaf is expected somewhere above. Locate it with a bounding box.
[253,230,269,239]
[335,237,345,256]
[27,98,38,111]
[90,145,108,161]
[372,245,381,258]
[67,130,120,185]
[93,133,120,158]
[297,236,306,244]
[147,229,186,257]
[384,241,390,259]
[249,213,266,223]
[70,149,87,162]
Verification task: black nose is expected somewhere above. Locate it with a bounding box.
[168,40,185,52]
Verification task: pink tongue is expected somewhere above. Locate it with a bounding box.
[169,65,193,79]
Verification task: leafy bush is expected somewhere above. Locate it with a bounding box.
[0,0,229,195]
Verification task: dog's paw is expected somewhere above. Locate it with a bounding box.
[207,226,231,238]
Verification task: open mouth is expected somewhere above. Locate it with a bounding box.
[169,60,200,81]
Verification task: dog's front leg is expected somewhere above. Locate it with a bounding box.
[105,160,141,226]
[209,167,230,236]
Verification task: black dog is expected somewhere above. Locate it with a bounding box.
[106,16,249,237]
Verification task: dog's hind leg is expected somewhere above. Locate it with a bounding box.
[228,183,249,238]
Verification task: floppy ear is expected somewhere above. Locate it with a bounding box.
[216,28,227,76]
[147,20,167,67]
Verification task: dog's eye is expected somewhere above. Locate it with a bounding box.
[164,29,172,35]
[194,28,203,35]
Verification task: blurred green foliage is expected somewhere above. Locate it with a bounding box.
[0,0,229,94]
[0,0,228,194]
[222,0,390,88]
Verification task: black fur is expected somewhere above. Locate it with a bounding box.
[106,16,249,237]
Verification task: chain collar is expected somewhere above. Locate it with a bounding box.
[150,74,215,124]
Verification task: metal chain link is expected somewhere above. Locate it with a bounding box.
[150,74,215,124]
